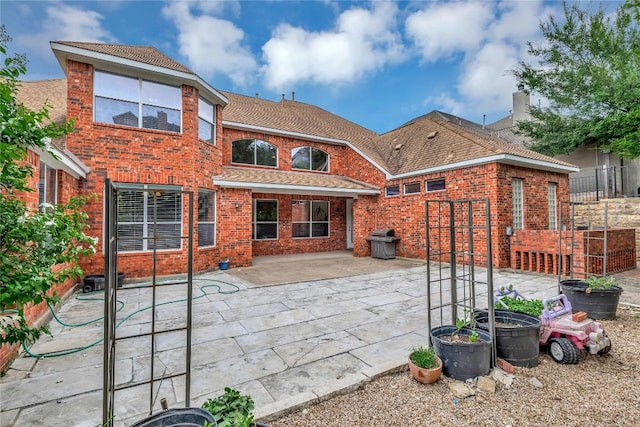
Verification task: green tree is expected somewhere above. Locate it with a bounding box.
[0,26,95,346]
[513,0,640,158]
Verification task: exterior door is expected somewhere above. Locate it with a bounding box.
[346,199,354,249]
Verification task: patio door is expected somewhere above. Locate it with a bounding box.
[346,199,354,249]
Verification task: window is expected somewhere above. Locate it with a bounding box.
[292,200,329,238]
[232,139,277,167]
[38,161,57,211]
[548,182,557,230]
[385,185,400,197]
[116,185,182,252]
[426,178,446,192]
[512,178,524,230]
[253,199,278,239]
[198,97,215,143]
[291,146,328,171]
[94,70,181,132]
[404,182,420,194]
[198,190,216,247]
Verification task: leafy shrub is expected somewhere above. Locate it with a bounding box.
[202,387,255,427]
[498,297,543,316]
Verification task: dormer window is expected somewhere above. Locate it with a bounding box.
[232,139,277,167]
[94,70,181,132]
[291,147,328,171]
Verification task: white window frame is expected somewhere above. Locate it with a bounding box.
[548,182,557,230]
[512,178,524,230]
[292,200,330,238]
[38,161,58,211]
[94,70,182,133]
[198,189,216,247]
[116,184,183,252]
[253,199,278,240]
[404,182,420,194]
[385,185,400,197]
[426,178,446,192]
[198,97,215,144]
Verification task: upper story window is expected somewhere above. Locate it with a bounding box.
[385,185,400,197]
[426,178,446,192]
[232,139,277,167]
[38,161,57,211]
[404,182,420,194]
[291,147,328,171]
[198,97,215,143]
[94,70,181,132]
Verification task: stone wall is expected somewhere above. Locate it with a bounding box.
[573,198,640,261]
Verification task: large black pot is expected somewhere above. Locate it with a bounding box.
[130,408,215,426]
[430,326,492,381]
[475,310,541,368]
[560,279,622,320]
[82,272,125,293]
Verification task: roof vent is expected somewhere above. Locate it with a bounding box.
[394,143,403,150]
[427,131,438,139]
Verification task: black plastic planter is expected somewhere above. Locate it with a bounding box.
[82,272,125,293]
[130,408,215,426]
[475,309,541,368]
[560,279,622,320]
[430,326,492,381]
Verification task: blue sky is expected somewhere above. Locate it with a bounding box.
[0,0,594,133]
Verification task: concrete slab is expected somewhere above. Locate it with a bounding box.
[4,252,622,427]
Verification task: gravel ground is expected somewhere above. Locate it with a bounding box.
[270,305,640,427]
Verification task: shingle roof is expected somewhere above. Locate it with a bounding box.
[215,166,379,194]
[15,78,67,125]
[377,113,575,175]
[52,41,194,74]
[220,91,388,170]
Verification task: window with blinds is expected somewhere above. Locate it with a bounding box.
[116,185,182,252]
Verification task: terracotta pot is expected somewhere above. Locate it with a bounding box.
[408,355,442,384]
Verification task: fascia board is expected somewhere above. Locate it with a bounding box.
[213,179,380,197]
[35,146,90,179]
[390,154,579,180]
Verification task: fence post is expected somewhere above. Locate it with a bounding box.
[595,168,599,201]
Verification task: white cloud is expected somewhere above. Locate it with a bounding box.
[17,3,115,56]
[261,1,406,90]
[162,1,256,86]
[405,1,494,62]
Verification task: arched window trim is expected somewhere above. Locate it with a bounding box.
[231,138,278,167]
[291,146,330,172]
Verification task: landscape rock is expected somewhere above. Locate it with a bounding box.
[448,381,475,399]
[492,368,515,389]
[528,377,544,388]
[476,376,496,394]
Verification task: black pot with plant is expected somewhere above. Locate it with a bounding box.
[202,387,268,427]
[560,276,623,320]
[430,318,493,381]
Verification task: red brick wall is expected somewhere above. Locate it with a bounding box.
[64,59,225,278]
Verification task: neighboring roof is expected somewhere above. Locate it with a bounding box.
[220,91,388,171]
[486,115,530,146]
[214,166,380,197]
[50,41,227,106]
[377,113,577,177]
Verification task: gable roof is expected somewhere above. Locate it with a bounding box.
[220,91,389,171]
[50,41,227,106]
[15,78,67,126]
[377,113,577,177]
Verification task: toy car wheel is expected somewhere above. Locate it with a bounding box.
[549,338,580,364]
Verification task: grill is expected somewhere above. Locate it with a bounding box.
[366,228,400,259]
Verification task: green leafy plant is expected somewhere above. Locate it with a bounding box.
[202,387,255,427]
[585,275,619,290]
[409,346,438,369]
[454,315,478,342]
[498,297,543,317]
[0,27,95,346]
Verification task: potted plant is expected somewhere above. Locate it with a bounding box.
[475,296,542,368]
[560,276,623,320]
[202,387,268,427]
[430,317,493,381]
[408,346,442,384]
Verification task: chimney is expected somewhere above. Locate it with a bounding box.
[512,87,530,125]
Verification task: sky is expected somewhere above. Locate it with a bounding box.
[0,0,605,134]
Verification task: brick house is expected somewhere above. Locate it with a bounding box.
[16,41,581,280]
